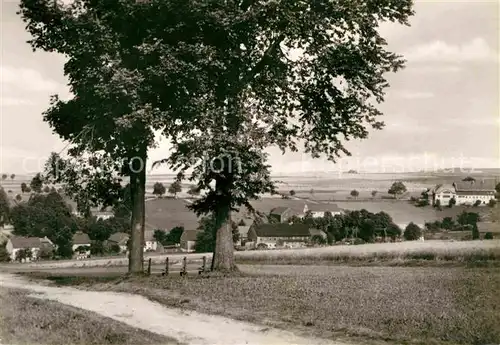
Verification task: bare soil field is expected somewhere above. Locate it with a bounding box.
[23,265,500,345]
[0,287,175,345]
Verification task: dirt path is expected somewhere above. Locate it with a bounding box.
[0,273,351,345]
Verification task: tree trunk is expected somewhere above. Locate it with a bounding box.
[128,153,146,275]
[212,210,237,272]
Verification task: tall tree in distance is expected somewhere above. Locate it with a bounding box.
[152,182,166,198]
[30,173,43,194]
[20,182,27,194]
[0,188,10,226]
[10,174,15,180]
[1,174,7,181]
[388,181,407,199]
[168,181,182,199]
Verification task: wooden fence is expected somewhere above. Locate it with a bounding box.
[143,256,211,276]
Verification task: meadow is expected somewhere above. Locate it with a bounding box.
[234,240,500,266]
[26,265,500,345]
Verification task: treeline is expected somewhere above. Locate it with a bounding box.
[0,186,130,260]
[286,210,418,243]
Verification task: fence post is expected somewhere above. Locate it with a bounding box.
[180,256,187,276]
[165,257,169,276]
[199,256,206,275]
[147,258,152,275]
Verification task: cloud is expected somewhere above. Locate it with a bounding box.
[404,38,499,63]
[0,66,62,92]
[394,91,434,99]
[0,97,34,106]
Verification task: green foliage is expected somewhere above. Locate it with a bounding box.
[10,174,15,180]
[388,182,407,199]
[435,199,441,210]
[474,200,482,207]
[462,176,475,182]
[194,216,238,253]
[20,182,27,193]
[109,243,121,254]
[457,211,480,227]
[0,188,10,226]
[350,190,359,199]
[488,199,496,208]
[18,0,414,270]
[0,241,10,262]
[10,192,77,241]
[187,185,200,196]
[168,181,182,197]
[153,229,167,244]
[167,226,184,245]
[448,197,456,208]
[289,190,296,197]
[25,186,31,193]
[152,182,166,197]
[371,190,377,198]
[441,217,455,230]
[472,223,480,240]
[15,247,33,262]
[39,246,54,260]
[1,174,7,181]
[403,223,422,241]
[30,173,43,193]
[484,232,494,240]
[238,219,246,226]
[43,186,50,193]
[15,194,22,202]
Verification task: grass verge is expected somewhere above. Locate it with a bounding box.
[0,287,178,345]
[24,266,500,345]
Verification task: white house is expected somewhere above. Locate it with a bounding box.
[180,229,199,252]
[144,230,158,251]
[72,231,91,258]
[431,180,496,206]
[302,203,343,218]
[6,236,44,262]
[107,232,129,253]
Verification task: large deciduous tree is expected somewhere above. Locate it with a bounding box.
[20,0,414,272]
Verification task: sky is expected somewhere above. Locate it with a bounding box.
[1,0,499,176]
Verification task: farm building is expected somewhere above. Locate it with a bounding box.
[430,180,496,206]
[107,232,129,253]
[144,230,158,251]
[302,203,343,218]
[72,231,91,258]
[477,222,500,239]
[247,223,326,249]
[268,207,295,223]
[180,230,199,252]
[5,236,53,262]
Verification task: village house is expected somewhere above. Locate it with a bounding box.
[247,223,326,249]
[6,236,53,262]
[431,180,496,206]
[478,222,500,239]
[302,203,343,218]
[180,229,199,252]
[106,232,129,253]
[236,225,251,246]
[268,207,295,223]
[72,231,91,258]
[144,230,158,252]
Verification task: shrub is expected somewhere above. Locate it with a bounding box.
[404,222,422,241]
[484,232,494,240]
[488,199,496,208]
[474,200,482,207]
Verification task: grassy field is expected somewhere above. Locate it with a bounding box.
[26,265,500,345]
[0,288,177,345]
[235,240,500,266]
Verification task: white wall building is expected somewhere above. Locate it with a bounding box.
[431,180,496,206]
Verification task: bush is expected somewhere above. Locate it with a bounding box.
[488,199,496,208]
[474,200,482,207]
[484,232,494,240]
[404,222,422,241]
